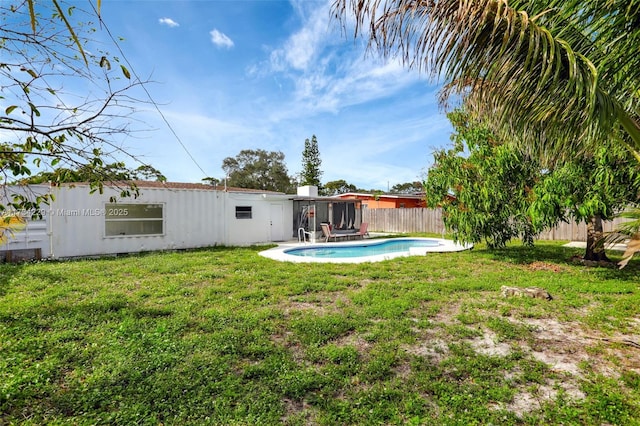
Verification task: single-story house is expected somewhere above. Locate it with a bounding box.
[1,183,363,261]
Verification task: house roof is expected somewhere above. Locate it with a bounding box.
[334,192,426,200]
[54,180,286,194]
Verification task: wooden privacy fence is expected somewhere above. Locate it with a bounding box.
[363,208,629,242]
[363,208,447,235]
[535,217,628,241]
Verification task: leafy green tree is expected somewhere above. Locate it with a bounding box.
[201,177,221,186]
[390,182,423,194]
[222,149,295,193]
[133,165,167,182]
[322,180,357,196]
[300,135,323,188]
[425,111,541,249]
[529,146,640,261]
[425,111,640,260]
[1,1,148,213]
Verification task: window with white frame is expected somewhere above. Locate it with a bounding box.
[104,203,164,237]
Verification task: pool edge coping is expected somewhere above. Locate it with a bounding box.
[258,237,473,263]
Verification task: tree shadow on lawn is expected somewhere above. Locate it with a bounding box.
[93,244,273,260]
[0,262,28,297]
[481,243,640,282]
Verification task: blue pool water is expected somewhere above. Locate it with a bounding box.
[285,239,441,258]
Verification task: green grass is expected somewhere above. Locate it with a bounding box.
[1,241,640,425]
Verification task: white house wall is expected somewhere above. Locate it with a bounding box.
[223,193,293,245]
[47,185,224,258]
[2,184,294,259]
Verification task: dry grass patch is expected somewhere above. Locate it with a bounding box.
[527,261,566,273]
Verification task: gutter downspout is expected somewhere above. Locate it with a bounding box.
[48,182,54,259]
[223,190,229,246]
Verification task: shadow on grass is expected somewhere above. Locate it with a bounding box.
[479,242,640,281]
[25,244,276,265]
[481,243,581,264]
[0,262,27,297]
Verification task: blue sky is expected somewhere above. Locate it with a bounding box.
[97,0,452,191]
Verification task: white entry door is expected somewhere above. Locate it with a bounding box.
[269,203,284,241]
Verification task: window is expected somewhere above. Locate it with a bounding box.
[235,206,252,219]
[105,203,163,237]
[399,203,406,208]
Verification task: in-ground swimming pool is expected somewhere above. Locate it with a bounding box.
[259,237,472,263]
[286,238,440,258]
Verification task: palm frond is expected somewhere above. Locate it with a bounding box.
[603,207,640,268]
[333,0,640,158]
[618,236,640,269]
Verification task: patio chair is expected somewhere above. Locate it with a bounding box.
[356,222,369,239]
[321,223,340,242]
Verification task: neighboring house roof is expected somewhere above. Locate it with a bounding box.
[51,181,286,194]
[334,192,426,200]
[334,192,455,202]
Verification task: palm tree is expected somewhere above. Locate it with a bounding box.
[333,0,640,266]
[603,210,640,268]
[332,0,640,159]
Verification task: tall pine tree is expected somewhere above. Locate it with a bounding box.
[300,135,323,188]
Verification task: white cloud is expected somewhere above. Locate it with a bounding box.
[210,29,234,49]
[158,18,179,28]
[270,1,333,72]
[259,1,423,122]
[265,55,421,122]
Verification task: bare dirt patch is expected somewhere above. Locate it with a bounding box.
[522,318,590,376]
[332,332,373,356]
[279,295,352,316]
[469,329,512,356]
[281,398,316,425]
[284,301,327,314]
[404,312,640,416]
[501,316,640,415]
[270,331,307,363]
[431,301,463,326]
[527,261,565,272]
[523,317,640,376]
[497,382,586,417]
[404,336,450,363]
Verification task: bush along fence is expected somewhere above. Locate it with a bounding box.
[362,208,629,242]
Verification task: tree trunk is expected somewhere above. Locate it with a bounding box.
[584,215,611,262]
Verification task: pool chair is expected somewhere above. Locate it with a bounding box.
[321,223,341,242]
[356,222,369,239]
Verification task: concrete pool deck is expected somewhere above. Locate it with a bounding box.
[259,237,473,264]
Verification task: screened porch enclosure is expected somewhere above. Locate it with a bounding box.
[292,198,362,240]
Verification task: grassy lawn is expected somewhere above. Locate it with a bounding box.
[1,239,639,425]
